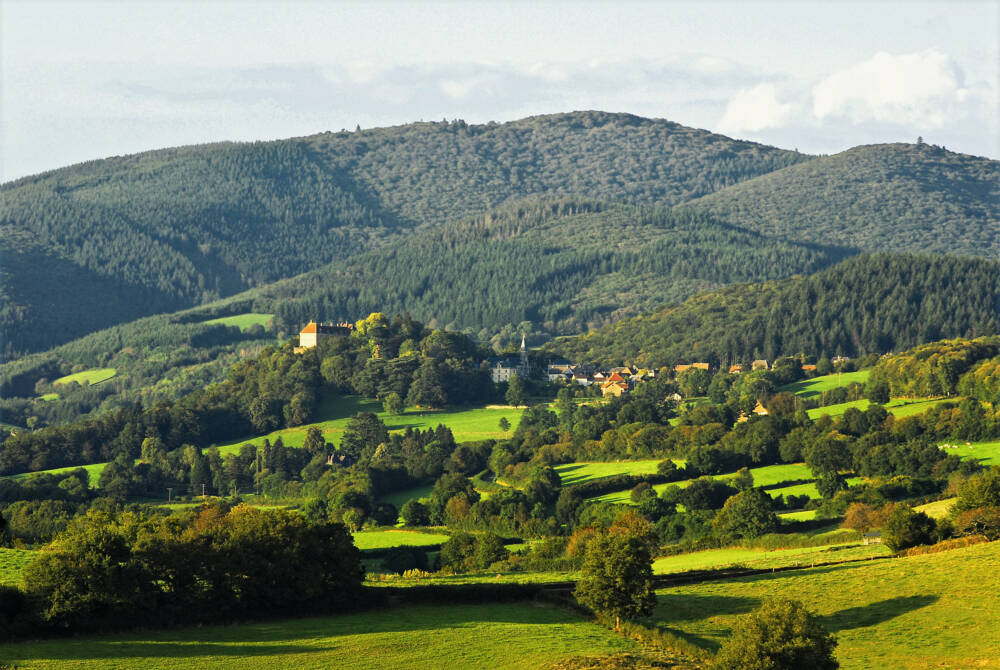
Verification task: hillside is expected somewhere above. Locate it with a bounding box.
[1,111,808,358]
[548,254,1000,367]
[684,143,1000,257]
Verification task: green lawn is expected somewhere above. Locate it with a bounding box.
[780,370,871,398]
[766,476,864,500]
[53,368,117,387]
[352,529,450,550]
[652,542,889,575]
[940,439,1000,466]
[653,540,1000,669]
[0,602,644,670]
[807,397,951,419]
[0,547,35,586]
[778,509,817,521]
[202,313,273,330]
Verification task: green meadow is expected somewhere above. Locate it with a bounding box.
[554,460,673,486]
[376,484,435,508]
[780,370,871,397]
[590,462,819,504]
[53,368,117,387]
[652,541,889,575]
[913,498,956,519]
[807,397,951,419]
[654,540,1000,669]
[215,395,525,455]
[940,439,1000,466]
[352,529,450,550]
[202,313,274,330]
[0,602,644,670]
[0,547,35,586]
[6,462,108,487]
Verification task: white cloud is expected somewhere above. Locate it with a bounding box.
[717,84,794,134]
[812,49,967,127]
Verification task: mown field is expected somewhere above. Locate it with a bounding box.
[654,540,1000,669]
[913,498,956,519]
[940,439,1000,466]
[202,313,274,330]
[0,547,35,586]
[780,370,871,397]
[0,602,645,670]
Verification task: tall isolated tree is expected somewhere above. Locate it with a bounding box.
[574,534,656,630]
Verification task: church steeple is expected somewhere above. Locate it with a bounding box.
[520,333,527,367]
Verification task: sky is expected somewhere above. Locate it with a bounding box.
[2,0,998,180]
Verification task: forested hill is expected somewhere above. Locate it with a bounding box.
[547,254,1000,367]
[1,111,807,359]
[230,197,850,342]
[683,143,1000,257]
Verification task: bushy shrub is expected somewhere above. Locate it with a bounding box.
[713,598,838,670]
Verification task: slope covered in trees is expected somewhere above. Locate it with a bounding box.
[684,143,999,257]
[1,112,808,358]
[548,254,1000,367]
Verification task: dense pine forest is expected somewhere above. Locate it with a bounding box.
[548,254,1000,367]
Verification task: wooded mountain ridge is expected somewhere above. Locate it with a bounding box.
[3,111,997,359]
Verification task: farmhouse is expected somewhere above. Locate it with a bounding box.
[297,321,354,351]
[751,359,769,371]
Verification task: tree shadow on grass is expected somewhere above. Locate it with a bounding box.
[654,593,760,624]
[820,594,939,633]
[0,601,594,664]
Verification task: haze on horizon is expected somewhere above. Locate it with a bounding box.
[2,0,997,181]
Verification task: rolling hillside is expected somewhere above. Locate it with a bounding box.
[1,111,808,358]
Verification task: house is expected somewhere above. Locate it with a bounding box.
[601,380,628,398]
[832,356,850,365]
[801,364,817,372]
[753,400,769,416]
[547,358,576,382]
[298,321,353,350]
[729,364,744,374]
[751,359,769,371]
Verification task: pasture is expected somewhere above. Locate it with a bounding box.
[202,313,273,330]
[0,547,34,586]
[654,540,1000,669]
[352,529,450,550]
[377,484,434,509]
[0,602,644,670]
[555,460,668,486]
[940,439,1000,466]
[914,498,956,519]
[780,369,871,398]
[6,462,108,487]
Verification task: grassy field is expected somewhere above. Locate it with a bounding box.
[377,484,435,509]
[203,313,274,330]
[940,439,1000,466]
[53,367,117,387]
[352,529,450,550]
[913,498,957,519]
[590,462,818,504]
[652,542,889,575]
[215,395,526,456]
[781,370,871,398]
[555,460,670,486]
[766,476,864,500]
[6,462,108,487]
[654,540,1000,669]
[0,548,35,586]
[807,397,951,420]
[0,602,645,670]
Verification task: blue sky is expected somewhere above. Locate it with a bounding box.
[2,0,997,179]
